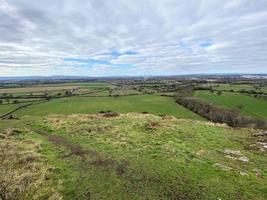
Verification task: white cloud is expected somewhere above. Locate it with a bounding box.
[0,0,266,76]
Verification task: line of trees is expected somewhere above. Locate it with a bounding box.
[175,96,267,129]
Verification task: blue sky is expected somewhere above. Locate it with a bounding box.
[0,0,267,76]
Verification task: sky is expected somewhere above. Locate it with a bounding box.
[0,0,267,76]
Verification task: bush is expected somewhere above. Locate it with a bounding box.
[217,91,222,96]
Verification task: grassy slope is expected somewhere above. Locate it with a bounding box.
[1,114,266,199]
[195,90,267,119]
[16,95,203,120]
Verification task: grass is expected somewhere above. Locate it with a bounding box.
[0,85,80,94]
[194,90,267,119]
[1,113,266,199]
[0,82,109,96]
[206,83,267,93]
[79,82,109,89]
[0,103,22,115]
[15,95,203,120]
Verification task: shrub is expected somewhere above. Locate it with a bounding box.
[217,91,222,96]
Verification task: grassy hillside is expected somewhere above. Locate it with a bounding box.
[195,90,267,119]
[15,95,203,120]
[0,113,266,199]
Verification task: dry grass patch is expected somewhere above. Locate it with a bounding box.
[0,130,61,200]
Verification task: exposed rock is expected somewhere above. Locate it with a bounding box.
[224,149,243,157]
[213,163,232,171]
[238,156,249,162]
[253,131,267,137]
[252,169,261,177]
[248,142,267,152]
[248,144,260,151]
[224,149,249,162]
[239,171,249,176]
[224,155,237,160]
[256,142,267,151]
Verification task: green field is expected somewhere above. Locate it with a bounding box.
[79,82,109,89]
[0,103,20,115]
[206,83,267,93]
[0,82,109,96]
[195,90,267,119]
[15,95,203,120]
[1,113,266,199]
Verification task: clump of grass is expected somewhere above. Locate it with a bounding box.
[0,130,61,200]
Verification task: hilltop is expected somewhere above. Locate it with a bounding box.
[0,113,266,199]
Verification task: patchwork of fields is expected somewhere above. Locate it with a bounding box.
[14,95,203,120]
[1,80,267,199]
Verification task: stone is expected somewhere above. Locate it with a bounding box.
[213,163,232,171]
[257,142,267,149]
[224,149,243,157]
[252,169,261,177]
[225,155,237,160]
[239,171,249,176]
[253,131,267,137]
[238,156,249,162]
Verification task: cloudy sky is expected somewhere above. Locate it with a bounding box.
[0,0,267,76]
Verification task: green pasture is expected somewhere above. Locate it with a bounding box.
[15,95,203,120]
[194,90,267,119]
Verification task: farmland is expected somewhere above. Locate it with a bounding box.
[0,103,22,115]
[0,76,267,199]
[14,95,203,120]
[0,85,80,94]
[194,90,267,120]
[0,81,203,120]
[203,83,267,93]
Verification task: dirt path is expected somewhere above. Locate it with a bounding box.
[34,129,89,157]
[34,129,129,176]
